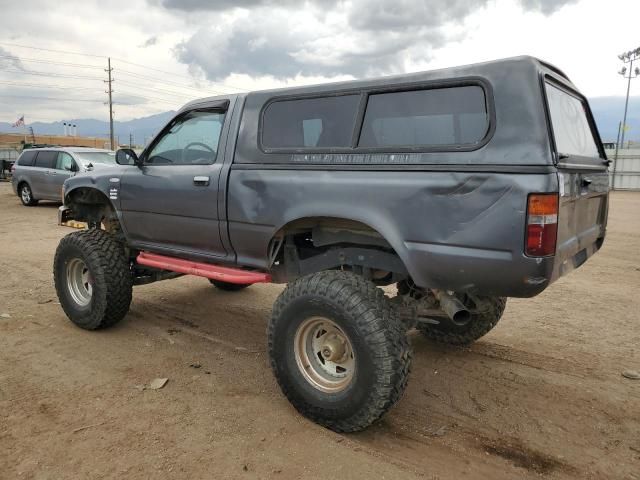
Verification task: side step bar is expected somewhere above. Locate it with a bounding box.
[136,252,272,285]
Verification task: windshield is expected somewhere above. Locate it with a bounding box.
[73,151,117,166]
[545,82,601,159]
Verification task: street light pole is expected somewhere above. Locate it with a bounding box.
[617,47,640,151]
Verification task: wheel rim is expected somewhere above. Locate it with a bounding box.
[21,185,31,203]
[66,258,93,307]
[294,316,355,393]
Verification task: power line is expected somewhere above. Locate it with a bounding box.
[117,78,195,99]
[0,67,104,81]
[0,41,251,93]
[0,80,97,91]
[116,91,183,106]
[112,57,249,92]
[0,94,104,103]
[0,42,106,59]
[117,68,226,95]
[0,54,104,69]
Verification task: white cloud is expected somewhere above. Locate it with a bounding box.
[0,0,638,124]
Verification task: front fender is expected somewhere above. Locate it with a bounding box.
[63,168,126,209]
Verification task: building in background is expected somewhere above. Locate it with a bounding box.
[0,132,111,150]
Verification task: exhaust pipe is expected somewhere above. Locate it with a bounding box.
[432,290,471,326]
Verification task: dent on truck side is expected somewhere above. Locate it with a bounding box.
[227,169,559,297]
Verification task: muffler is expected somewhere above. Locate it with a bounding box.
[432,290,471,326]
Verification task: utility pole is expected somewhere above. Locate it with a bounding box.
[105,57,115,150]
[129,132,133,149]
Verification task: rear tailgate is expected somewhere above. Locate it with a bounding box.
[544,79,609,280]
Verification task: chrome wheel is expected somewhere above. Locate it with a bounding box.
[294,316,355,393]
[66,258,93,307]
[21,185,31,204]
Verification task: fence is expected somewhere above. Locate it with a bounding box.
[607,148,640,191]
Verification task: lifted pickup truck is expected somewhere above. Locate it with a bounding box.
[54,56,609,432]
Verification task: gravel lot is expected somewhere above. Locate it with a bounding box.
[0,181,639,479]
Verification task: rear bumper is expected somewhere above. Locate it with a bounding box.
[404,233,604,298]
[405,242,554,298]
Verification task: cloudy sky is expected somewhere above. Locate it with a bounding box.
[0,0,638,124]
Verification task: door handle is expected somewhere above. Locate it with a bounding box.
[193,176,210,186]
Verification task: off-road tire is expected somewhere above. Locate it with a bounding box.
[417,296,507,346]
[209,279,250,291]
[54,229,132,330]
[268,271,412,432]
[19,182,38,206]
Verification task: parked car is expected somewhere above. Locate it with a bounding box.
[53,56,609,432]
[11,147,116,206]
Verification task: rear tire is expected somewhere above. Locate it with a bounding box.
[54,229,132,330]
[19,183,38,206]
[268,271,412,432]
[417,296,507,346]
[209,279,251,291]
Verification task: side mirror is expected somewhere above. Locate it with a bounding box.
[116,148,141,166]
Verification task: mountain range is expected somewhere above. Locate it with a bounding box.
[1,96,638,145]
[0,111,176,146]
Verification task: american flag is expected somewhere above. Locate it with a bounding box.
[11,115,25,128]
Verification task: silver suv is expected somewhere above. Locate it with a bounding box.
[12,147,116,206]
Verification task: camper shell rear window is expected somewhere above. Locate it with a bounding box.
[544,81,601,159]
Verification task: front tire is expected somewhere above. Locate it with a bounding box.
[268,271,412,432]
[54,229,132,330]
[19,183,38,206]
[417,296,507,346]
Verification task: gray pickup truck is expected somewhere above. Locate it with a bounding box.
[53,56,609,432]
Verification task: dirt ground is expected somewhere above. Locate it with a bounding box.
[0,182,638,480]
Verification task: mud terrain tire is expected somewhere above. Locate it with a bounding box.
[54,229,132,330]
[268,271,412,432]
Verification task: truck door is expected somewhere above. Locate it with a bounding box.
[119,101,231,259]
[544,79,609,271]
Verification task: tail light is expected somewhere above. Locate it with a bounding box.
[525,193,558,257]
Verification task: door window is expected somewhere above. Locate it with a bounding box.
[56,152,75,171]
[146,111,225,165]
[34,151,58,169]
